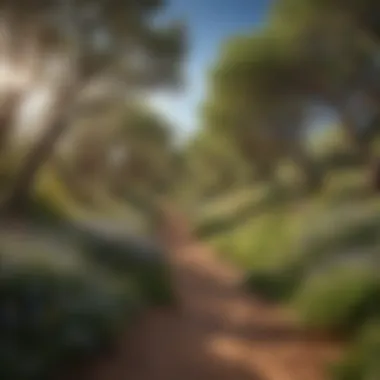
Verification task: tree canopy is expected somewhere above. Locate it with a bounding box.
[0,0,186,212]
[200,0,380,188]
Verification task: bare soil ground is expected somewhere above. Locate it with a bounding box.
[68,207,343,380]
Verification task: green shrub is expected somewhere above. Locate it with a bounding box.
[244,265,302,302]
[0,217,178,379]
[212,210,302,267]
[0,230,143,379]
[69,219,178,307]
[330,320,380,380]
[293,265,380,333]
[320,169,371,207]
[296,203,380,269]
[209,208,308,302]
[29,166,89,224]
[193,183,295,239]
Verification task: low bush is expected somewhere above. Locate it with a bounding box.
[193,183,296,239]
[0,230,143,379]
[212,210,303,267]
[295,202,380,273]
[28,166,156,237]
[202,172,380,378]
[210,209,307,302]
[70,218,177,307]
[320,169,371,207]
[292,265,380,334]
[0,214,176,379]
[244,265,302,302]
[330,320,380,380]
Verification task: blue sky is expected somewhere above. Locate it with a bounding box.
[150,0,273,139]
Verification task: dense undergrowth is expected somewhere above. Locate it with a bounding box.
[0,168,175,379]
[195,168,380,379]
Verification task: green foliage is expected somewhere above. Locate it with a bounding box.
[307,127,365,173]
[293,265,380,333]
[0,230,144,379]
[193,183,298,239]
[320,169,372,206]
[296,201,380,267]
[26,166,90,225]
[215,210,301,268]
[201,14,322,182]
[0,0,183,377]
[0,0,185,90]
[199,0,380,191]
[74,220,177,307]
[0,216,177,378]
[234,213,304,300]
[0,162,176,377]
[204,170,380,320]
[1,0,186,213]
[244,266,301,302]
[182,128,253,202]
[206,194,309,302]
[330,320,380,380]
[274,0,380,41]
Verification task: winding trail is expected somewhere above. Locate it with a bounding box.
[72,207,343,380]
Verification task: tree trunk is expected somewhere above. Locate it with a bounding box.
[0,96,19,156]
[1,88,75,216]
[3,119,67,215]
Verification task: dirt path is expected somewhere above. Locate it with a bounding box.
[73,208,342,380]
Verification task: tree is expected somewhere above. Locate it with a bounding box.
[184,127,252,194]
[272,0,380,43]
[112,104,176,193]
[0,0,185,214]
[56,99,178,201]
[202,30,322,188]
[202,0,380,191]
[271,0,380,158]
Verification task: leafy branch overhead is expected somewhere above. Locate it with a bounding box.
[0,0,186,212]
[201,0,380,188]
